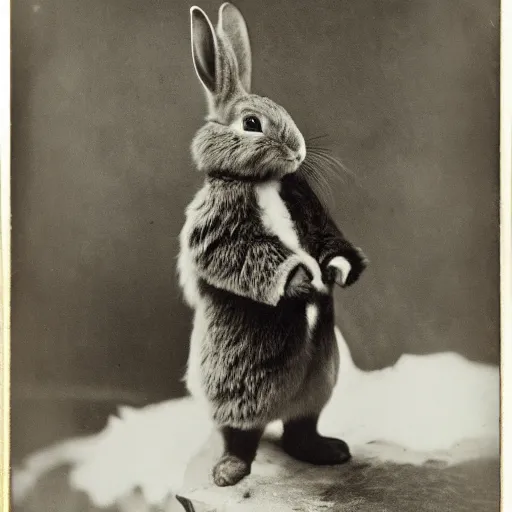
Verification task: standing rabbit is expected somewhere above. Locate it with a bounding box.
[178,2,367,487]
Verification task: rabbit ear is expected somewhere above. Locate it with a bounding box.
[190,6,218,94]
[218,3,252,92]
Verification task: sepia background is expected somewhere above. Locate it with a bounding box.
[11,0,499,462]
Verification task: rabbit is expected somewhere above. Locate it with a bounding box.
[177,2,367,487]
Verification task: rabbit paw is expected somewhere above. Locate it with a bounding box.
[324,256,352,286]
[283,433,351,465]
[212,455,251,487]
[324,247,368,287]
[284,264,315,298]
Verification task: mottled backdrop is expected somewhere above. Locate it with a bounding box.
[11,0,499,457]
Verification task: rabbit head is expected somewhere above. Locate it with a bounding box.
[190,3,306,180]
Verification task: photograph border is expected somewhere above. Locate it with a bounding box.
[1,0,11,510]
[500,0,511,509]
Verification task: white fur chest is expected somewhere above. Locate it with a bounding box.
[255,180,325,291]
[255,180,324,334]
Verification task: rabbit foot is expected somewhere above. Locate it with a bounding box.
[282,416,351,465]
[213,426,263,487]
[283,434,351,465]
[212,455,251,487]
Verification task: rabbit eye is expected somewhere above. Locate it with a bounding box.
[243,116,262,133]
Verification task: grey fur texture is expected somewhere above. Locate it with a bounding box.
[184,179,303,306]
[178,3,367,430]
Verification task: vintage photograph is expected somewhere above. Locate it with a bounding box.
[7,0,501,510]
